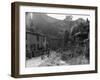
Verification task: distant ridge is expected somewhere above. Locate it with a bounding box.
[26,13,85,38]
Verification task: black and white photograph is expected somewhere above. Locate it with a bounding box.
[25,13,90,67]
[11,2,97,77]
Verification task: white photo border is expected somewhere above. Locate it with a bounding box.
[19,5,96,75]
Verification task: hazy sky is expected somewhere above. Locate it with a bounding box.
[47,14,90,20]
[28,12,90,21]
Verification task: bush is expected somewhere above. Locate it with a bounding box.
[61,50,73,61]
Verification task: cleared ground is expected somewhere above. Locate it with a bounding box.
[26,50,89,67]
